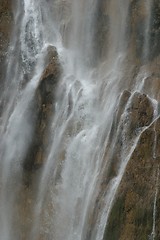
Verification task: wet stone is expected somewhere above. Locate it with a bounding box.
[23,46,61,174]
[126,92,154,133]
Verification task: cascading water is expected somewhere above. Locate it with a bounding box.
[0,0,160,240]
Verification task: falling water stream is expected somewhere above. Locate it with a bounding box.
[0,0,159,240]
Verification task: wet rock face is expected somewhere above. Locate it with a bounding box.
[92,0,109,63]
[103,91,160,240]
[85,91,155,239]
[114,90,131,128]
[149,0,160,60]
[102,91,154,181]
[114,90,153,141]
[105,122,160,240]
[0,0,12,85]
[129,0,160,62]
[127,92,154,131]
[23,46,61,174]
[38,46,60,105]
[141,74,160,101]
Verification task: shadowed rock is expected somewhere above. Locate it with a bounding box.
[23,46,61,174]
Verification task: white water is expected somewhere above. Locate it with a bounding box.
[0,0,158,240]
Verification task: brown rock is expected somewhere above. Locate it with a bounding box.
[142,74,160,101]
[85,90,155,239]
[116,90,131,126]
[107,91,153,179]
[104,116,160,240]
[127,92,154,133]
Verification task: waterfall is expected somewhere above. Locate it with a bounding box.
[0,0,159,240]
